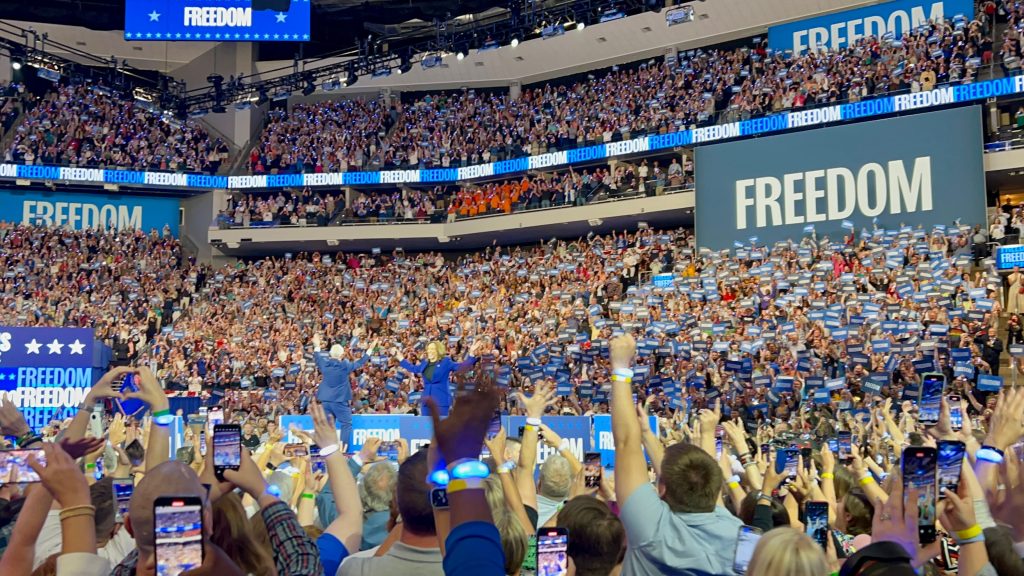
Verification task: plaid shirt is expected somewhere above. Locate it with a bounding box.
[110,500,322,576]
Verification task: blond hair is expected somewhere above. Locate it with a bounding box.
[427,341,446,357]
[747,527,829,576]
[483,476,528,575]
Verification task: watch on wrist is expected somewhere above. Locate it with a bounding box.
[430,487,449,509]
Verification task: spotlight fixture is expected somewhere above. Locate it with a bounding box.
[301,72,316,96]
[10,58,22,70]
[577,22,586,31]
[456,51,465,61]
[510,38,519,47]
[398,54,412,75]
[343,63,358,87]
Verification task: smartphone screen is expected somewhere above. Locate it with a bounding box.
[284,444,309,458]
[805,501,829,549]
[918,374,945,427]
[113,478,134,518]
[827,439,838,454]
[310,445,326,474]
[937,440,965,498]
[377,441,399,461]
[760,443,770,456]
[213,424,241,479]
[733,525,762,575]
[715,425,724,460]
[0,449,45,484]
[154,496,204,576]
[948,395,962,431]
[536,528,569,576]
[776,448,799,478]
[837,431,852,462]
[902,447,937,544]
[584,452,602,488]
[198,430,207,457]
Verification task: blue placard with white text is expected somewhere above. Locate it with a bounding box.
[124,0,311,41]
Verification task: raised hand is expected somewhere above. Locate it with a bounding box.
[984,388,1024,451]
[123,367,170,411]
[609,334,636,369]
[426,371,500,465]
[515,380,556,419]
[86,366,135,405]
[310,401,340,449]
[0,393,31,437]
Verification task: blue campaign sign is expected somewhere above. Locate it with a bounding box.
[592,415,658,467]
[996,244,1024,270]
[768,0,974,53]
[124,0,311,41]
[0,327,96,430]
[0,189,181,235]
[507,416,592,465]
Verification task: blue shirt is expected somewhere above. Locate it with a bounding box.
[620,483,741,576]
[443,522,505,576]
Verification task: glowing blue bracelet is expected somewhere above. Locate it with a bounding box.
[427,469,450,487]
[447,458,491,480]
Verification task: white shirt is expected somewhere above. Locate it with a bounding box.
[57,553,110,576]
[35,510,136,570]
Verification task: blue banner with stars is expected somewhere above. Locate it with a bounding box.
[124,0,311,42]
[0,328,97,431]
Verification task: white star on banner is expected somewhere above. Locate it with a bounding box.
[46,339,63,355]
[25,339,41,354]
[275,12,287,23]
[148,10,161,21]
[68,339,85,355]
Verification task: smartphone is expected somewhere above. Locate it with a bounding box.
[0,449,45,484]
[584,452,602,488]
[948,395,962,431]
[310,445,325,474]
[902,446,937,544]
[89,403,105,438]
[827,438,838,454]
[837,431,852,462]
[760,443,770,456]
[937,440,965,498]
[800,446,812,471]
[377,441,399,461]
[775,448,799,479]
[112,478,134,519]
[154,496,204,576]
[212,424,241,481]
[283,443,309,458]
[715,425,724,460]
[117,373,147,419]
[487,410,501,440]
[536,527,569,576]
[805,501,829,549]
[733,525,763,575]
[918,373,946,427]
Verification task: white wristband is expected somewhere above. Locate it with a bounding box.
[559,439,571,452]
[319,444,341,458]
[526,417,542,427]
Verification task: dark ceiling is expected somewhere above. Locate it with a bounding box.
[0,0,523,60]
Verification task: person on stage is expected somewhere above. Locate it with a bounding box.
[396,339,483,417]
[314,339,377,448]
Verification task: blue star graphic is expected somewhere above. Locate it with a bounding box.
[185,33,192,38]
[148,10,161,22]
[302,34,309,40]
[154,32,162,38]
[234,33,240,39]
[205,33,211,38]
[273,33,279,39]
[176,33,182,39]
[214,33,222,39]
[275,12,287,23]
[145,33,152,38]
[243,33,250,39]
[263,34,269,39]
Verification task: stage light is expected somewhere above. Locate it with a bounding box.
[456,51,465,61]
[510,38,519,47]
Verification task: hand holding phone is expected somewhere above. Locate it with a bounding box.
[154,496,204,576]
[213,424,241,481]
[902,446,938,544]
[733,525,762,575]
[584,452,602,488]
[948,395,962,431]
[805,501,829,549]
[537,528,569,576]
[0,449,45,484]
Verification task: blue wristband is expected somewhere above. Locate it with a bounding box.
[448,459,490,480]
[612,368,634,379]
[427,469,450,487]
[976,448,1004,464]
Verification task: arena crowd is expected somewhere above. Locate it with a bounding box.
[0,211,1018,575]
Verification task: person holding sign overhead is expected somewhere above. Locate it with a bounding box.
[314,338,378,449]
[395,339,483,417]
